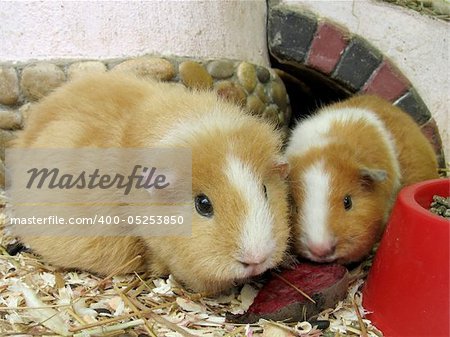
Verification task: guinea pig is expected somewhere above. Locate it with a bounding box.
[11,72,291,294]
[285,95,439,265]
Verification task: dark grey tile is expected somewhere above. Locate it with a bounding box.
[395,89,432,125]
[268,5,317,63]
[332,37,382,91]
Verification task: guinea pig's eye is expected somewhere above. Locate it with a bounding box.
[343,195,352,211]
[195,194,214,217]
[263,185,267,199]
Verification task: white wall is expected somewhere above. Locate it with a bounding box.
[0,1,269,66]
[284,0,449,161]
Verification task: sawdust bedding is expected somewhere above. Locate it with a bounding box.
[0,209,383,337]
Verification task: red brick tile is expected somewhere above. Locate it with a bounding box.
[306,22,348,75]
[362,61,410,101]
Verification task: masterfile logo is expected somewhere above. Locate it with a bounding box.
[25,165,170,195]
[5,148,192,237]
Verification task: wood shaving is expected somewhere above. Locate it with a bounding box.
[0,212,383,336]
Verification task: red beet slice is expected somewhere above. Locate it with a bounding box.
[227,263,349,323]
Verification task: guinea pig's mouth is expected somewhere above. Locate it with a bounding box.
[235,260,274,279]
[298,239,340,264]
[228,261,268,281]
[309,255,337,263]
[245,264,267,277]
[232,248,278,279]
[301,249,338,264]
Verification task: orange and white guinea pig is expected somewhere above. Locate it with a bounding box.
[13,72,291,294]
[286,95,439,264]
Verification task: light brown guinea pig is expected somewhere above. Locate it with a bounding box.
[285,95,439,265]
[12,72,291,294]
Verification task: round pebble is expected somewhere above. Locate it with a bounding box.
[284,105,292,124]
[21,63,66,101]
[214,81,246,106]
[278,110,286,125]
[1,57,292,143]
[179,61,213,90]
[254,83,268,103]
[237,62,257,93]
[262,105,280,124]
[67,61,107,79]
[18,103,33,126]
[0,129,17,160]
[0,110,22,130]
[256,66,270,83]
[0,67,19,105]
[0,159,3,187]
[246,95,264,116]
[113,57,175,81]
[207,60,234,79]
[269,80,288,111]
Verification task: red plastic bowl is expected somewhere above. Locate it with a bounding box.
[363,178,449,337]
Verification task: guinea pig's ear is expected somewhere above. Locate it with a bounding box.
[273,156,290,179]
[359,167,387,188]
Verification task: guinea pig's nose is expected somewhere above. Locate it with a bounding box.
[308,243,336,259]
[238,254,270,277]
[238,254,268,267]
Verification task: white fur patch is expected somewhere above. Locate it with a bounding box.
[285,116,332,158]
[158,107,241,147]
[287,106,401,189]
[225,156,275,263]
[323,107,401,188]
[301,160,334,248]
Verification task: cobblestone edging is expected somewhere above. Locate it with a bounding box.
[0,55,291,159]
[0,56,291,182]
[268,4,446,168]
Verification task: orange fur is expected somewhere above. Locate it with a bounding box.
[287,95,439,264]
[334,95,439,186]
[13,73,291,294]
